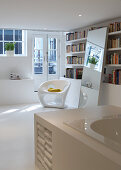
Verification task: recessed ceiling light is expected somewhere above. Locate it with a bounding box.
[78,14,82,17]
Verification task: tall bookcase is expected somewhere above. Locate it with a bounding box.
[65,31,87,79]
[104,22,121,85]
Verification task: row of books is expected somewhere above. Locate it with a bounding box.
[66,27,105,41]
[106,53,121,64]
[66,68,83,79]
[108,38,121,48]
[108,69,121,85]
[66,30,87,41]
[88,26,104,31]
[109,22,121,33]
[66,43,85,53]
[67,56,84,64]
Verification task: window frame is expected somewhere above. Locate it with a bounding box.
[0,29,27,56]
[48,37,58,75]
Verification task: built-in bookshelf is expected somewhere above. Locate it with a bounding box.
[66,43,85,53]
[65,30,87,79]
[66,56,84,65]
[66,31,87,41]
[66,68,83,79]
[104,22,121,85]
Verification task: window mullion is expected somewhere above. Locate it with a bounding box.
[3,29,4,55]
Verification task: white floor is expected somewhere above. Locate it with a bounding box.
[0,104,61,170]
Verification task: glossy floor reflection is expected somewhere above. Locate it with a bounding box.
[0,104,59,170]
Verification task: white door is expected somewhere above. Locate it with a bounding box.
[48,35,60,81]
[33,34,60,91]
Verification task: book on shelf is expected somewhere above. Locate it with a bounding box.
[108,38,121,48]
[106,53,121,64]
[67,56,84,64]
[66,30,87,41]
[66,33,74,41]
[66,68,83,79]
[66,45,71,53]
[107,69,121,85]
[88,26,104,31]
[66,43,85,53]
[109,22,121,33]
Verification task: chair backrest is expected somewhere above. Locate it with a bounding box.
[40,80,70,91]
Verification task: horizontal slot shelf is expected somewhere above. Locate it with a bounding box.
[66,64,84,68]
[0,79,33,81]
[107,48,121,51]
[108,31,121,36]
[105,64,121,67]
[66,38,87,44]
[66,51,85,55]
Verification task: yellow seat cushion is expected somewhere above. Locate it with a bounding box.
[48,88,62,92]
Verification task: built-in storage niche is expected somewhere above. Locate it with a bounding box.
[104,22,121,85]
[65,30,87,79]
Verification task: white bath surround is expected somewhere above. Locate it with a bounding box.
[34,105,121,170]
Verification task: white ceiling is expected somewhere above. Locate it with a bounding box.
[1,0,121,31]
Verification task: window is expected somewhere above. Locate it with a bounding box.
[0,29,27,56]
[33,36,58,75]
[48,38,57,74]
[34,37,43,74]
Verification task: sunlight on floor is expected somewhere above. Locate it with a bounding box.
[0,103,58,170]
[0,109,19,115]
[20,105,41,113]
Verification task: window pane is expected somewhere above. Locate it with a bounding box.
[15,30,22,41]
[49,63,56,74]
[34,37,43,74]
[34,38,43,49]
[34,50,43,59]
[15,42,22,54]
[48,50,56,62]
[0,30,3,40]
[34,63,43,74]
[0,42,3,54]
[4,30,13,41]
[48,38,56,49]
[34,50,43,74]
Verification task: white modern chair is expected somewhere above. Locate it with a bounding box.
[38,80,71,108]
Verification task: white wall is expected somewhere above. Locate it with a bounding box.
[0,30,35,105]
[0,30,66,105]
[0,30,32,80]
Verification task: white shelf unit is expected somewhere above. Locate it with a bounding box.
[65,33,87,79]
[66,51,85,55]
[108,30,121,36]
[105,64,121,67]
[66,37,87,44]
[0,78,34,105]
[107,48,121,51]
[66,64,84,68]
[0,78,33,81]
[104,26,121,85]
[107,30,121,51]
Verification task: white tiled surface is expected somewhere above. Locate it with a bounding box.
[0,104,59,170]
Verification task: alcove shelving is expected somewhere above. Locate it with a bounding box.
[65,31,87,79]
[104,22,121,85]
